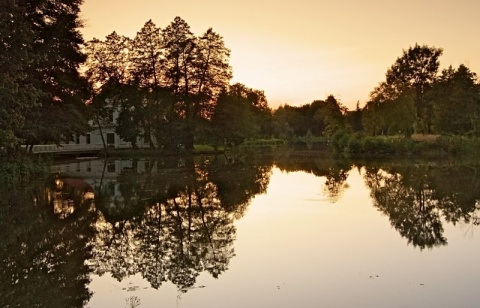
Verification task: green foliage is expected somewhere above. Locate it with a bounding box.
[271,107,296,140]
[385,44,443,130]
[361,45,480,140]
[22,0,90,146]
[272,95,346,139]
[331,129,351,152]
[433,135,480,155]
[364,83,416,137]
[241,138,287,147]
[372,95,415,136]
[210,91,259,146]
[0,157,50,188]
[332,131,480,158]
[345,102,363,132]
[0,2,38,152]
[430,65,480,135]
[0,0,89,152]
[227,83,273,137]
[344,135,363,154]
[367,44,443,135]
[193,144,221,153]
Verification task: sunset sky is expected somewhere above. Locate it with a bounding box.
[80,0,480,110]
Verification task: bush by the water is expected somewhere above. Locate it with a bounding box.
[0,158,50,187]
[332,131,480,157]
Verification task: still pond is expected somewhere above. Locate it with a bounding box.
[2,154,480,307]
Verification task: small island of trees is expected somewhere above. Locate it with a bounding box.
[1,0,480,157]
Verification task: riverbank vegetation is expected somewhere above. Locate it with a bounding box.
[331,132,480,157]
[1,1,480,159]
[269,44,480,157]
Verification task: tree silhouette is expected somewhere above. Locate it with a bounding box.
[131,20,164,88]
[83,17,233,152]
[372,44,443,134]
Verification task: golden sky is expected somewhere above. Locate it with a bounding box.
[80,0,480,110]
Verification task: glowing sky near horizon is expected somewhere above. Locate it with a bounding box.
[80,0,480,110]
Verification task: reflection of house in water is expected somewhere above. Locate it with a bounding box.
[51,158,238,291]
[52,159,156,215]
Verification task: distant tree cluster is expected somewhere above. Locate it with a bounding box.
[362,44,480,137]
[271,94,351,140]
[274,44,480,141]
[0,0,89,154]
[84,18,271,151]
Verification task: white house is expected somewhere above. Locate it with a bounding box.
[31,106,151,154]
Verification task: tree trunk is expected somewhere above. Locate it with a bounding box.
[95,115,107,153]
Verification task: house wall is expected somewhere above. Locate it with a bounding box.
[30,106,152,154]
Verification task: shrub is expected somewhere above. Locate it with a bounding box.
[331,130,351,152]
[345,135,363,154]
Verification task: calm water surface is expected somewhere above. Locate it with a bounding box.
[2,155,480,307]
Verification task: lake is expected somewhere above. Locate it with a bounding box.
[2,153,480,307]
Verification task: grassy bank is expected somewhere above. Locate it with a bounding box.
[98,144,225,158]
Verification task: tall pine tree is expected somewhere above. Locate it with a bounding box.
[0,0,90,153]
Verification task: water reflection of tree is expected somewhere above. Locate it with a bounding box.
[364,164,480,249]
[365,167,447,249]
[0,174,96,307]
[91,155,272,291]
[323,167,350,202]
[428,165,480,226]
[275,154,351,201]
[208,155,272,217]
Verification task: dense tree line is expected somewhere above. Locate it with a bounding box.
[2,3,479,156]
[271,95,347,140]
[84,18,272,151]
[273,44,480,141]
[0,6,271,155]
[362,44,480,137]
